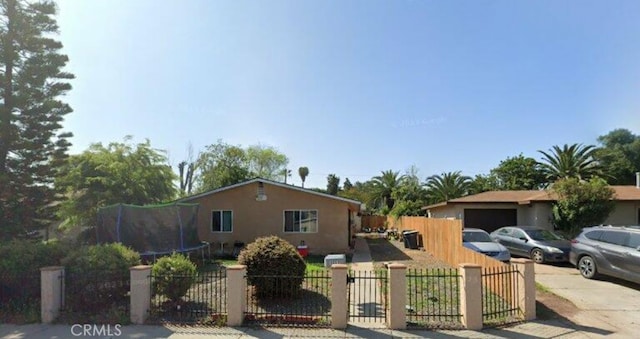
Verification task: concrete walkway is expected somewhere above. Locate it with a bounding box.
[348,237,385,327]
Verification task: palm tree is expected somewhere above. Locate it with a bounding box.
[537,144,601,183]
[425,171,471,203]
[298,167,309,187]
[371,170,405,209]
[282,168,291,184]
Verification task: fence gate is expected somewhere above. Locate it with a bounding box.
[348,270,387,324]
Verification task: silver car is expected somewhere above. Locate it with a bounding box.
[462,228,511,262]
[569,225,640,284]
[490,226,571,264]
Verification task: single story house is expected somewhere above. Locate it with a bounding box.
[423,185,640,233]
[180,178,362,255]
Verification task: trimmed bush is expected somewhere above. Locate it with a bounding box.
[0,239,70,303]
[238,236,306,298]
[152,253,197,302]
[61,243,141,311]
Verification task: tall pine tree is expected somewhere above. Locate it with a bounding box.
[0,0,73,239]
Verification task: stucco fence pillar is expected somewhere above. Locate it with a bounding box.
[130,265,152,324]
[330,264,348,329]
[459,263,482,330]
[387,263,406,330]
[511,259,536,320]
[41,266,64,323]
[226,265,247,326]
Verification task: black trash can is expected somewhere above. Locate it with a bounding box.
[403,230,419,249]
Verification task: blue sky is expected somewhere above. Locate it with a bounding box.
[56,0,640,189]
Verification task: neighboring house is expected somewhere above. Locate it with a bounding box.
[180,178,362,255]
[424,185,640,233]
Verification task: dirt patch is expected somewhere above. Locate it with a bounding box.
[365,237,451,269]
[536,288,580,320]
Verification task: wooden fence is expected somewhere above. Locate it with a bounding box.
[386,216,517,317]
[361,215,387,230]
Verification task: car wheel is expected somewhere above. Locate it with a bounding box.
[578,255,597,279]
[530,248,544,264]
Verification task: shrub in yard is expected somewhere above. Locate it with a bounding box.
[61,243,141,311]
[238,236,306,298]
[152,252,197,302]
[0,239,71,303]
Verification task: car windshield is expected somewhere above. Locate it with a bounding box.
[463,231,493,243]
[525,229,564,241]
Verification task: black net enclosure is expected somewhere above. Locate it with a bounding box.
[96,202,203,256]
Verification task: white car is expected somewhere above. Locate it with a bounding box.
[463,228,511,262]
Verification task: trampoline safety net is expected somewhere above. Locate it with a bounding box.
[96,202,201,256]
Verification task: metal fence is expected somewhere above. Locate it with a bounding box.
[150,268,227,325]
[406,268,462,329]
[481,265,520,326]
[244,270,331,327]
[59,268,131,324]
[348,269,388,324]
[0,271,41,323]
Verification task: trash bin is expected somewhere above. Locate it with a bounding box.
[403,230,419,249]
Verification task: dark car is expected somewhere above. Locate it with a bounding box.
[569,225,640,284]
[490,226,571,264]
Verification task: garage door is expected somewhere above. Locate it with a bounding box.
[463,209,517,233]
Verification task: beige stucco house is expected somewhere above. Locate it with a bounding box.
[180,178,362,255]
[424,185,640,233]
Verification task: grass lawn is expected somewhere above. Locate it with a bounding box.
[209,254,346,272]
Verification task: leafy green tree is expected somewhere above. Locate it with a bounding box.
[491,154,546,190]
[0,0,74,238]
[298,166,309,187]
[425,171,471,203]
[343,178,353,191]
[468,174,500,195]
[56,138,178,227]
[593,129,640,185]
[339,180,375,209]
[326,174,340,195]
[538,144,601,183]
[551,177,615,237]
[196,140,251,191]
[390,172,428,217]
[246,144,289,181]
[371,170,405,210]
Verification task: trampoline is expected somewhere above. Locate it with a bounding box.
[96,202,209,261]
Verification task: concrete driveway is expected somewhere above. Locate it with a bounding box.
[535,263,640,337]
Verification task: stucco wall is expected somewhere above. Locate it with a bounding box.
[427,202,555,230]
[605,201,640,225]
[186,182,353,254]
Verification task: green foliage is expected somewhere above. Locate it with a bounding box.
[238,236,306,298]
[469,174,500,195]
[551,177,615,237]
[343,178,353,190]
[196,140,289,192]
[55,137,178,228]
[326,174,340,195]
[152,253,197,302]
[491,154,546,190]
[371,170,405,210]
[0,0,74,239]
[538,144,602,183]
[62,243,141,311]
[425,171,471,203]
[389,169,428,216]
[0,240,70,301]
[298,166,309,187]
[593,129,640,185]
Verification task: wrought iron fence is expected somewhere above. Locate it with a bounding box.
[348,269,388,323]
[481,265,521,326]
[0,271,41,323]
[59,268,131,324]
[244,270,331,327]
[150,267,227,325]
[406,268,462,329]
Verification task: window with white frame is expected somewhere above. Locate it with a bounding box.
[284,210,318,233]
[211,210,233,232]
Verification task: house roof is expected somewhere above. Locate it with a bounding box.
[180,178,363,206]
[424,185,640,210]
